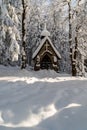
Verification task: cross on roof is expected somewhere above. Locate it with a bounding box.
[45,42,49,50]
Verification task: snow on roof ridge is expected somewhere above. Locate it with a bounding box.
[32,36,61,59]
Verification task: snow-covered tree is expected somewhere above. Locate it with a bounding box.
[0,0,6,63]
[1,0,21,65]
[8,2,21,61]
[69,0,87,76]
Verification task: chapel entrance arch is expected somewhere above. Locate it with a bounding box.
[40,54,52,69]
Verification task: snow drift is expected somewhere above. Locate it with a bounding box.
[0,65,87,130]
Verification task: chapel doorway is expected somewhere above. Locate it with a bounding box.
[41,54,52,69]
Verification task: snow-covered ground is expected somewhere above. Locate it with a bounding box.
[0,65,87,130]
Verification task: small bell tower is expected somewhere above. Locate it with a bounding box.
[41,23,50,39]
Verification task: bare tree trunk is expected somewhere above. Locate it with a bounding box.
[72,35,78,76]
[72,11,78,76]
[68,1,73,75]
[21,0,27,69]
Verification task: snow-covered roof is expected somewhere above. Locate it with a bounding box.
[32,36,61,59]
[41,23,50,37]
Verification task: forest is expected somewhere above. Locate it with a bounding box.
[0,0,87,76]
